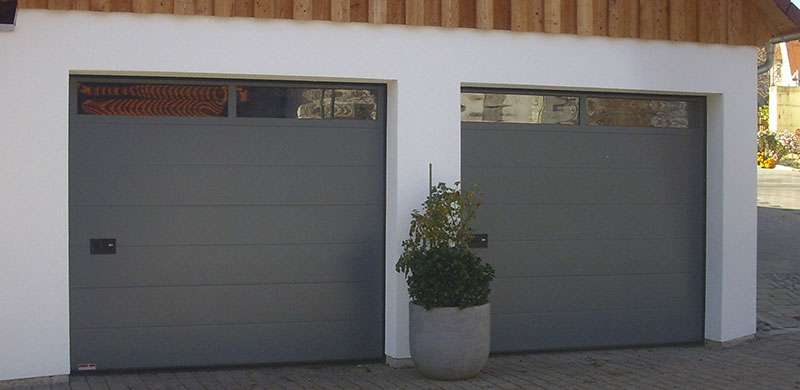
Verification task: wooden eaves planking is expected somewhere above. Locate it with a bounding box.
[16,0,800,46]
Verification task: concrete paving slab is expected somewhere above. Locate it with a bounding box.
[2,333,798,390]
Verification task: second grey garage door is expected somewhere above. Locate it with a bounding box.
[69,77,385,370]
[461,90,705,351]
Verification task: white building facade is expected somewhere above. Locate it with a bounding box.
[1,8,758,382]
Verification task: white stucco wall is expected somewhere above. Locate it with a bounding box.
[0,9,757,381]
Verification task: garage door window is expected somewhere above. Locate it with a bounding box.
[461,92,579,124]
[461,92,699,130]
[236,86,378,120]
[587,97,697,128]
[75,81,379,121]
[77,82,229,117]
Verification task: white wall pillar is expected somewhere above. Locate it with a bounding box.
[384,76,461,359]
[0,48,71,382]
[705,80,758,342]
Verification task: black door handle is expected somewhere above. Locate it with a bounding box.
[90,238,116,255]
[468,234,488,248]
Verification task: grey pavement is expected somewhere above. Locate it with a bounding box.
[7,334,800,390]
[4,168,800,389]
[757,167,800,210]
[757,167,800,333]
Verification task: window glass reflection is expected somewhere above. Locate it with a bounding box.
[587,98,692,128]
[77,82,229,117]
[237,87,377,120]
[461,93,579,124]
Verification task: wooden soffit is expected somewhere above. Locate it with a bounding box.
[17,0,800,46]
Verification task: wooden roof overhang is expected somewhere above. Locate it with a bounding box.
[14,0,800,46]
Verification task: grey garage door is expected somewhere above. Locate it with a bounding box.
[69,77,385,370]
[461,90,705,352]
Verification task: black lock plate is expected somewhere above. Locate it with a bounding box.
[468,234,488,248]
[90,238,116,255]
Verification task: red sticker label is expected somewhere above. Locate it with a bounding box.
[77,363,96,371]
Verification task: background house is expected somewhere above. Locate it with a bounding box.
[2,0,800,384]
[769,39,800,133]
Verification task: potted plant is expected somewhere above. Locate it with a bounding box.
[395,180,495,380]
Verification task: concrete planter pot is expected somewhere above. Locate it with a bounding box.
[408,302,491,380]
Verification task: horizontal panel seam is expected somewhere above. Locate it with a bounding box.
[494,271,701,279]
[492,305,702,317]
[462,128,702,134]
[69,203,383,207]
[481,237,701,242]
[481,202,704,206]
[71,119,380,128]
[70,164,382,168]
[486,237,702,243]
[71,318,385,331]
[462,165,701,170]
[70,280,376,289]
[69,242,377,248]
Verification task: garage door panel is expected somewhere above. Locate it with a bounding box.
[484,238,704,278]
[491,308,704,352]
[70,283,381,329]
[462,122,699,136]
[70,319,384,369]
[70,78,386,369]
[463,91,705,351]
[70,122,382,166]
[474,204,704,241]
[465,167,704,205]
[70,205,382,246]
[70,244,381,288]
[70,165,383,206]
[490,273,702,314]
[462,128,703,170]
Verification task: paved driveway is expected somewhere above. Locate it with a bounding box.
[4,333,797,390]
[4,168,800,390]
[757,168,800,333]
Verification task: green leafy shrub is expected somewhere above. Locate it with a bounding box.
[757,105,800,168]
[396,182,495,309]
[758,105,769,132]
